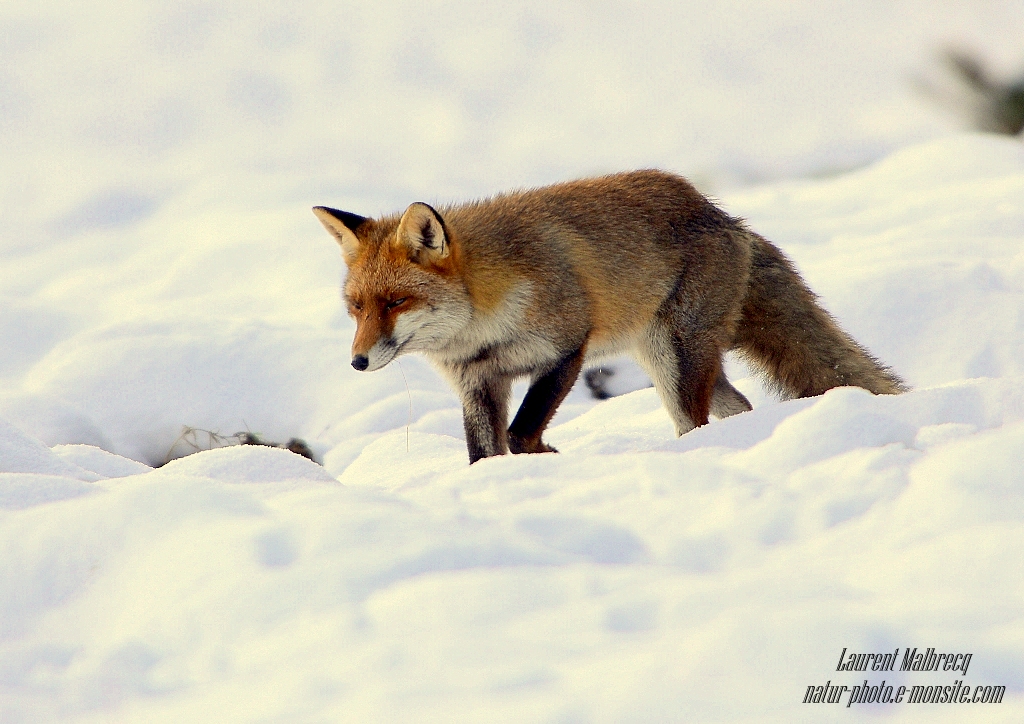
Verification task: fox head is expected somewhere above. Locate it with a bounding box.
[313,202,473,371]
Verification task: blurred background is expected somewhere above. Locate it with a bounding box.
[2,0,1023,248]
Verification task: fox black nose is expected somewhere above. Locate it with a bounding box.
[351,355,369,371]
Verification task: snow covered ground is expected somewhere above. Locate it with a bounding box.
[3,1,1024,722]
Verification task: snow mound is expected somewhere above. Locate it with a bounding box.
[51,445,152,479]
[156,444,337,485]
[0,418,97,480]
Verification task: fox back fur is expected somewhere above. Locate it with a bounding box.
[314,170,906,463]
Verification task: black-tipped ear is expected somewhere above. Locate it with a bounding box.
[396,202,449,262]
[313,206,367,233]
[313,206,367,265]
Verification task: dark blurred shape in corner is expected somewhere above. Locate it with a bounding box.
[917,48,1024,136]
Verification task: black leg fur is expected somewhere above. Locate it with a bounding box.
[508,345,586,454]
[462,377,511,464]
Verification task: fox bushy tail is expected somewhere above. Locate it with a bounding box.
[732,233,907,398]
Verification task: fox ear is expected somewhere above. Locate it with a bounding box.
[313,206,367,265]
[396,202,449,263]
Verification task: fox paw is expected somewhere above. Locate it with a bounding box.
[508,434,558,455]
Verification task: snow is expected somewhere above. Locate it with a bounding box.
[3,1,1024,721]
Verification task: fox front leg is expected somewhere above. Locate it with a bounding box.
[458,373,513,464]
[508,345,586,455]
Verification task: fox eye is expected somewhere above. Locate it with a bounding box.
[349,301,363,312]
[386,298,408,310]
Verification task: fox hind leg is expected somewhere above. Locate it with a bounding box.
[636,319,724,436]
[508,344,586,454]
[710,372,752,419]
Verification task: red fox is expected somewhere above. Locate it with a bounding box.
[314,171,906,463]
